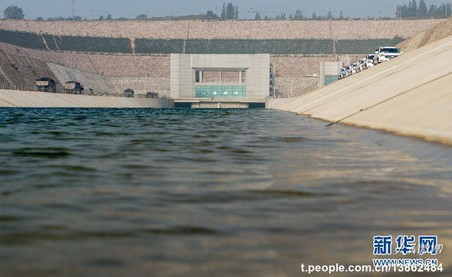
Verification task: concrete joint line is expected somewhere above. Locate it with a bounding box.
[0,95,18,107]
[300,49,449,115]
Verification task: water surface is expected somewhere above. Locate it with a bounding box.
[0,108,451,276]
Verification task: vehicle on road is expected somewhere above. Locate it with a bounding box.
[339,67,348,79]
[63,81,84,94]
[374,47,402,64]
[146,92,159,98]
[36,77,56,93]
[365,54,375,68]
[124,88,135,98]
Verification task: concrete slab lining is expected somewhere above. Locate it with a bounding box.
[0,90,174,108]
[267,35,452,146]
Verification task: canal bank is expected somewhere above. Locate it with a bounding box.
[0,89,174,108]
[267,35,452,146]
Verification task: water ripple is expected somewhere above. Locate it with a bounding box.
[0,108,451,276]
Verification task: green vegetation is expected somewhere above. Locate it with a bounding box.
[0,30,130,53]
[397,0,452,18]
[136,14,148,20]
[0,30,45,50]
[185,39,333,54]
[5,0,450,22]
[41,35,130,53]
[336,37,405,54]
[135,39,184,54]
[3,6,24,19]
[55,36,131,53]
[220,2,239,20]
[1,29,404,55]
[129,38,335,54]
[44,16,83,21]
[42,35,59,50]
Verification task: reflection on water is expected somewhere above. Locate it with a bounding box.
[0,108,451,276]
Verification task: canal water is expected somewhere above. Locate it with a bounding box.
[0,108,451,276]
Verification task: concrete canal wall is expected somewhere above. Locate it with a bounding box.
[267,35,452,146]
[0,89,174,108]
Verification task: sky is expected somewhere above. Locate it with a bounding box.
[1,0,450,19]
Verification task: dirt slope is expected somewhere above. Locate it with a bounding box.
[398,18,452,52]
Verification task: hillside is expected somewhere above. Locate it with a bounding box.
[0,19,446,98]
[0,46,60,90]
[0,19,443,55]
[0,19,444,40]
[398,18,452,52]
[0,42,169,97]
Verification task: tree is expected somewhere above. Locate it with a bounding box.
[417,0,428,17]
[221,3,226,19]
[4,6,25,19]
[220,2,238,20]
[106,14,113,20]
[254,12,261,20]
[327,11,333,19]
[275,12,286,20]
[293,9,303,20]
[409,0,417,17]
[397,0,450,18]
[136,14,147,20]
[206,10,218,19]
[98,15,104,20]
[428,4,438,17]
[226,3,234,19]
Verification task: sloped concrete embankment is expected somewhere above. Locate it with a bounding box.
[267,35,452,146]
[0,90,174,108]
[47,62,170,97]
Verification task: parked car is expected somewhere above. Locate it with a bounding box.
[349,63,357,75]
[374,47,402,64]
[63,81,84,94]
[359,58,367,71]
[36,77,56,93]
[365,54,375,68]
[339,67,348,79]
[124,88,134,98]
[146,92,159,98]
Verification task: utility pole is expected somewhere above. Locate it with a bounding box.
[168,0,171,21]
[91,10,98,20]
[72,0,75,20]
[446,1,450,17]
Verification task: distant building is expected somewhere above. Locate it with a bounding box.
[170,54,270,108]
[320,62,342,86]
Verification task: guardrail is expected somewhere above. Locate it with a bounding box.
[299,83,319,95]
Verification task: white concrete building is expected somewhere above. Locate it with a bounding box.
[170,54,270,107]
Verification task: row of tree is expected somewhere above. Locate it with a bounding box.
[397,0,452,18]
[3,1,452,21]
[253,10,348,20]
